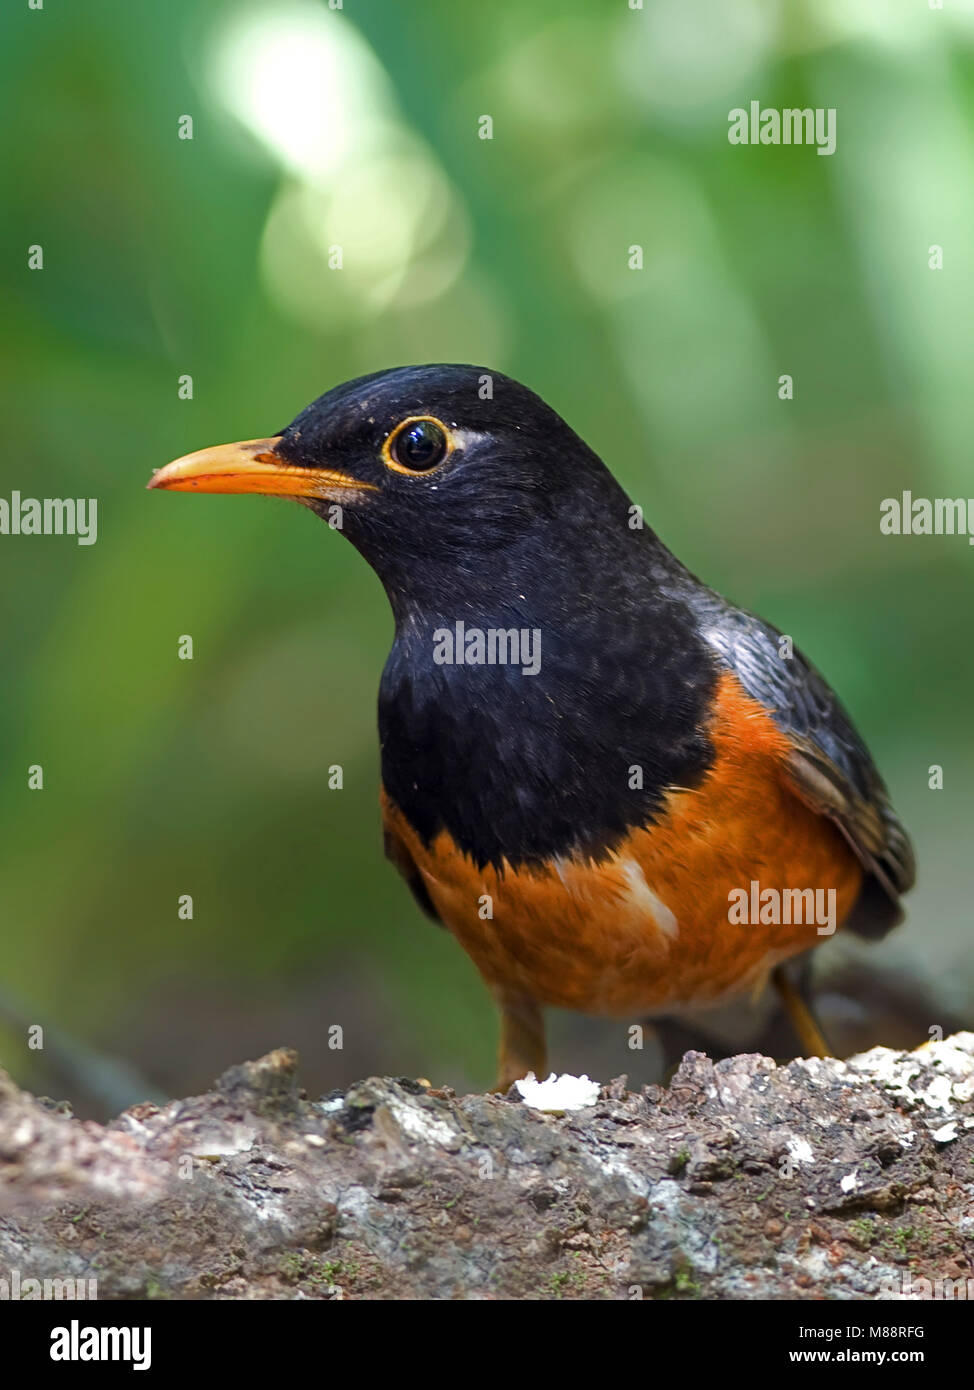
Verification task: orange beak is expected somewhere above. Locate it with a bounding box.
[147,437,377,500]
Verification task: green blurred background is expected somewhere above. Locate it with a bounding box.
[1,0,972,1115]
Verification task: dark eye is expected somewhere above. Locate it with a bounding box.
[388,418,448,473]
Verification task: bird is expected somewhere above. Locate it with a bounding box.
[148,364,915,1091]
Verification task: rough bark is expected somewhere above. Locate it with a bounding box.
[1,1036,973,1300]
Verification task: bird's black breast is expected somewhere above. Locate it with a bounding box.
[377,597,719,871]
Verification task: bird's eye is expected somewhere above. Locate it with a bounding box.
[385,417,450,474]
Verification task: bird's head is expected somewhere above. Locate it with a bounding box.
[148,364,631,612]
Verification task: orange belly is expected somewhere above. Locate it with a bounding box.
[381,673,863,1017]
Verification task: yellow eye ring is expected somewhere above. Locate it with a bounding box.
[382,416,454,475]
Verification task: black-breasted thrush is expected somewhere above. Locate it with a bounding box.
[149,365,914,1089]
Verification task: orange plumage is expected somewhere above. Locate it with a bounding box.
[382,673,862,1022]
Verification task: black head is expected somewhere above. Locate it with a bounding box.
[149,364,637,615]
[149,363,718,867]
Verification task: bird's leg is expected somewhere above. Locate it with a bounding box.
[492,990,547,1092]
[772,963,832,1058]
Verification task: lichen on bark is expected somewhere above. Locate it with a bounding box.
[1,1036,973,1300]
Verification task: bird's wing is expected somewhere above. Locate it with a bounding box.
[381,794,444,925]
[696,599,915,938]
